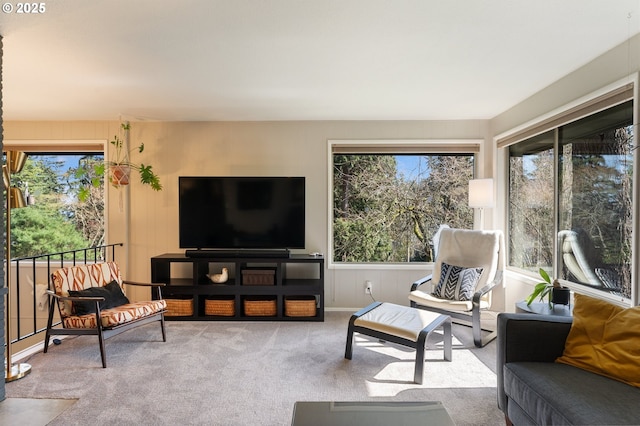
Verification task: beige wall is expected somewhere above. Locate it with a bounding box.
[4,119,493,309]
[492,34,640,136]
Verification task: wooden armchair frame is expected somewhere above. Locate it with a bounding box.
[45,264,167,368]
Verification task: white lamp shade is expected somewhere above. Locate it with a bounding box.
[468,178,495,208]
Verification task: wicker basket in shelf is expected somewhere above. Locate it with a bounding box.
[243,297,277,316]
[284,296,317,317]
[164,298,194,316]
[205,298,236,316]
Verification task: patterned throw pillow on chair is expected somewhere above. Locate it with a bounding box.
[432,262,484,301]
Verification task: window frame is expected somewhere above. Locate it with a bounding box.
[327,139,483,269]
[497,80,638,306]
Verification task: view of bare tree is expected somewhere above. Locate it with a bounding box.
[333,154,473,263]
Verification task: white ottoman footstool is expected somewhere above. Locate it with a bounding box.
[345,302,452,384]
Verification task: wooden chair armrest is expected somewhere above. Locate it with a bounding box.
[46,290,105,306]
[122,281,166,300]
[46,290,105,303]
[122,280,166,287]
[411,274,433,291]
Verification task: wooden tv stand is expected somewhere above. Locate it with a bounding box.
[151,253,324,321]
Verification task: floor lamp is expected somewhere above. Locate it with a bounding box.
[4,150,31,382]
[468,178,495,230]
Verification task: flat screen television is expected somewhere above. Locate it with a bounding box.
[179,176,305,252]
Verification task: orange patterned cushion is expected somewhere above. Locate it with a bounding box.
[52,262,123,318]
[556,293,640,387]
[63,300,167,329]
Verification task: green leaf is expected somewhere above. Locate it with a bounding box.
[526,282,552,305]
[75,167,86,179]
[78,187,90,202]
[138,164,162,191]
[539,268,551,284]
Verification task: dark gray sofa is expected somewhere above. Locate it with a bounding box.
[497,313,640,425]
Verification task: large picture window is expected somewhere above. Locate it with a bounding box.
[508,99,634,300]
[331,144,477,264]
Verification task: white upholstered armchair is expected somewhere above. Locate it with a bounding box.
[409,228,505,347]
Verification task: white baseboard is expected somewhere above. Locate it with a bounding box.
[324,307,362,312]
[11,336,69,362]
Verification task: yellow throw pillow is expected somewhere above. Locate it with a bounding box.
[556,293,640,387]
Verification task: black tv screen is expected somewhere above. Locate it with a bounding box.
[179,176,305,250]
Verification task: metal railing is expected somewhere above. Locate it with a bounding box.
[7,243,123,346]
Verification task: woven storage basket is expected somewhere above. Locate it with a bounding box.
[205,298,235,316]
[244,297,277,316]
[165,298,194,316]
[241,268,276,285]
[285,296,317,317]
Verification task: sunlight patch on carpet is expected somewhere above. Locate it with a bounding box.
[355,337,496,397]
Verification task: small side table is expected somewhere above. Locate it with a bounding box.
[515,301,572,317]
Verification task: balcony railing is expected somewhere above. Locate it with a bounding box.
[5,243,123,351]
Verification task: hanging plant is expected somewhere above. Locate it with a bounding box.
[77,123,162,201]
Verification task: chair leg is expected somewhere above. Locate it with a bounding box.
[414,333,427,384]
[345,320,355,359]
[473,312,483,347]
[44,297,57,354]
[96,325,107,368]
[98,335,107,367]
[44,332,51,354]
[160,314,167,342]
[345,303,381,360]
[414,316,452,384]
[472,307,497,347]
[443,319,452,361]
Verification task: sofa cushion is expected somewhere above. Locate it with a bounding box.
[68,280,130,315]
[63,299,167,329]
[556,293,640,387]
[504,362,640,425]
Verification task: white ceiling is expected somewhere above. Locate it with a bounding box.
[1,0,639,122]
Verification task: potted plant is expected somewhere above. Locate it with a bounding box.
[77,123,162,201]
[526,268,571,306]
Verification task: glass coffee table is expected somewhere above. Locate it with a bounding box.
[291,401,455,426]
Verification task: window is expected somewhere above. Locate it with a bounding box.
[507,98,634,300]
[5,152,105,259]
[508,132,555,273]
[330,141,479,264]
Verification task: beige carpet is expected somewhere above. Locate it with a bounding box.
[6,312,503,425]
